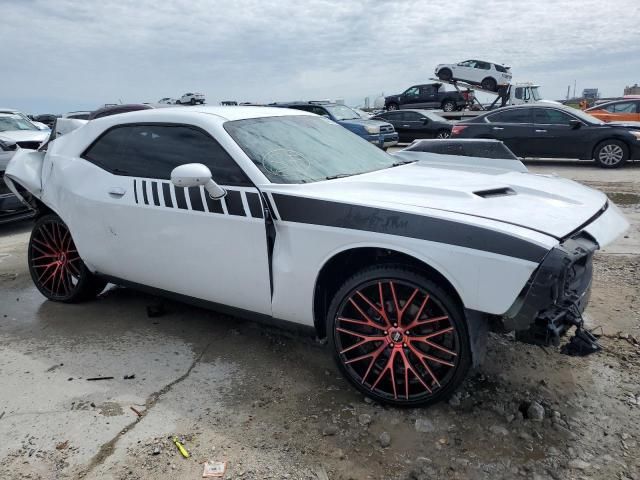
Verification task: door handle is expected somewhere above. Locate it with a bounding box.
[492,127,504,131]
[108,187,126,197]
[535,129,547,133]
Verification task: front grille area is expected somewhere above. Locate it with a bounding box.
[16,141,40,150]
[380,124,395,133]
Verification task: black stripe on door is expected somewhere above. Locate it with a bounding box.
[141,181,149,205]
[245,192,263,219]
[189,187,205,212]
[174,186,188,209]
[151,182,160,206]
[162,183,173,208]
[224,190,245,216]
[205,191,224,214]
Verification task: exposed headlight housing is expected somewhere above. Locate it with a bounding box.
[0,139,17,151]
[365,125,380,134]
[630,131,640,141]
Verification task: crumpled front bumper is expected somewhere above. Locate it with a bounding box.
[503,201,628,345]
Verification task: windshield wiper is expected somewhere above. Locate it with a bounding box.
[391,160,418,167]
[325,173,354,180]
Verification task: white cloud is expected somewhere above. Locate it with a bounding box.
[1,0,638,112]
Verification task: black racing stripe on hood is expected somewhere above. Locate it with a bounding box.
[272,194,549,263]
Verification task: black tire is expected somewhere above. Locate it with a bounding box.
[387,103,399,111]
[190,98,196,105]
[481,77,497,92]
[436,129,451,139]
[441,100,456,112]
[28,214,107,303]
[327,265,471,407]
[437,68,452,81]
[594,139,628,168]
[175,100,180,105]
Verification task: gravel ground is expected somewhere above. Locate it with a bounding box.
[0,159,639,480]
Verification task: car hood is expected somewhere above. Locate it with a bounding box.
[607,121,640,129]
[339,118,391,128]
[0,130,49,144]
[283,162,609,240]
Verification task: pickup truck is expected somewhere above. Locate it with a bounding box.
[385,83,470,112]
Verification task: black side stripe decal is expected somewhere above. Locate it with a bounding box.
[225,190,245,216]
[246,192,263,219]
[151,182,160,206]
[141,181,149,205]
[175,187,188,210]
[272,194,548,263]
[189,187,205,212]
[205,191,224,214]
[162,183,173,208]
[133,180,138,204]
[262,194,278,220]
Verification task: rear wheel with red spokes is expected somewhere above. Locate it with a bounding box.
[328,266,471,407]
[28,214,106,303]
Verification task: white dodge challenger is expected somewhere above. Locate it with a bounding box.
[4,107,628,407]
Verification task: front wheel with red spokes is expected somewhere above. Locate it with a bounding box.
[28,214,106,303]
[328,266,471,407]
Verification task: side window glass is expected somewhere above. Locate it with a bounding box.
[475,62,490,70]
[537,109,573,125]
[612,102,635,113]
[404,87,420,97]
[83,125,250,185]
[403,112,420,121]
[515,88,523,100]
[487,109,531,123]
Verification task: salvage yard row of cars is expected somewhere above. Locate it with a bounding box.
[3,105,629,406]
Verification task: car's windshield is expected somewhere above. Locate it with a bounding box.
[324,105,360,121]
[0,114,39,132]
[225,115,397,184]
[531,87,542,101]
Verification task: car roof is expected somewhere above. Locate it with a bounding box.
[91,106,315,123]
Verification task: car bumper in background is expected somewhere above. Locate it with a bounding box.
[366,133,399,149]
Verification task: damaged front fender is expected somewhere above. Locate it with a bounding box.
[4,149,46,207]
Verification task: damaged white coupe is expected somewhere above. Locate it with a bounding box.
[4,106,628,406]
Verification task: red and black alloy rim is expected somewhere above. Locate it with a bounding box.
[30,219,82,299]
[334,279,460,402]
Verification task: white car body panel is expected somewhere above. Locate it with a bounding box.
[4,107,628,330]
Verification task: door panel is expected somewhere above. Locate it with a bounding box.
[531,108,583,158]
[484,108,534,156]
[60,123,273,315]
[62,157,272,314]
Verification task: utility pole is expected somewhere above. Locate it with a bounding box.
[566,85,570,100]
[573,80,576,99]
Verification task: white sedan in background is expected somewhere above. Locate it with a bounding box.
[435,60,512,92]
[4,106,627,407]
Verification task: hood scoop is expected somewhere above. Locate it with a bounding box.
[473,187,516,198]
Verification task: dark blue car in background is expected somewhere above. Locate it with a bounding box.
[273,102,398,149]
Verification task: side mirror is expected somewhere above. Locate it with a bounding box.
[170,163,226,199]
[569,119,582,129]
[422,118,429,125]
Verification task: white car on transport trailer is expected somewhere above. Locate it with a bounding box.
[435,60,512,92]
[4,106,628,407]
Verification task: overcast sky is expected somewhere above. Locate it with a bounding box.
[2,0,639,114]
